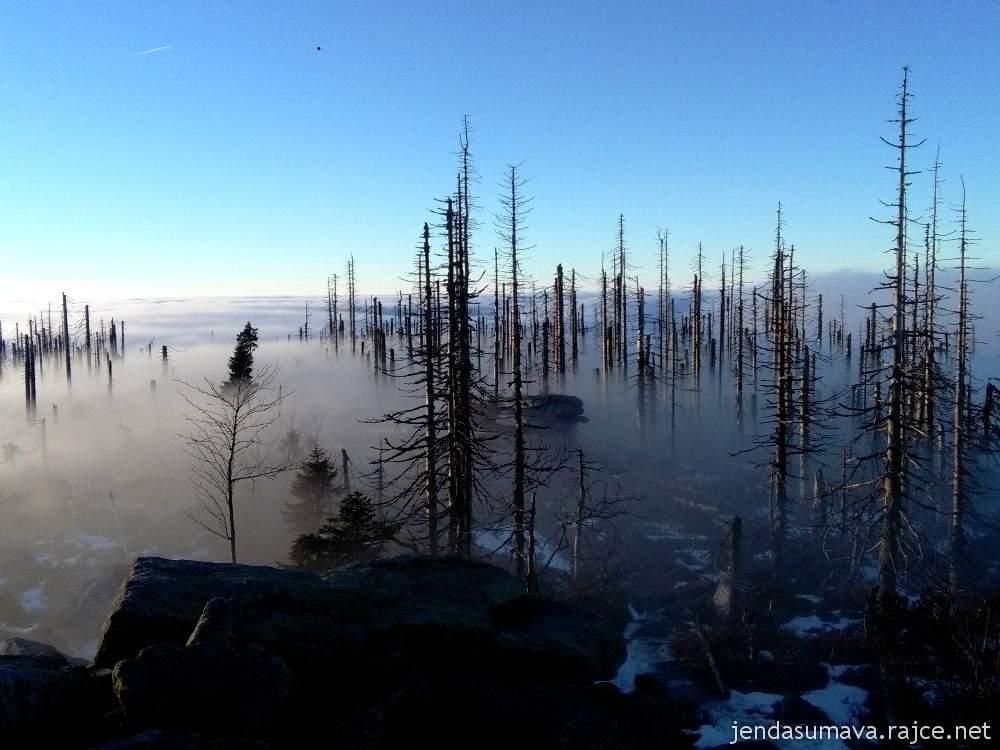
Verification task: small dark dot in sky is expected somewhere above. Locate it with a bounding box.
[316,46,321,51]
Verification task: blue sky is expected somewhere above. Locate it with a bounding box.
[0,1,997,300]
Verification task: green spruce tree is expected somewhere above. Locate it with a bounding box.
[228,321,259,383]
[289,491,396,570]
[283,445,337,533]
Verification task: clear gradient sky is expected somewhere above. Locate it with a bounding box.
[0,1,997,301]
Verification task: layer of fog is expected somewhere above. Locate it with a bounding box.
[0,275,996,658]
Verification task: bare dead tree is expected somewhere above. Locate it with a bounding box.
[873,66,924,605]
[61,292,71,382]
[328,274,339,350]
[364,224,450,555]
[949,178,971,594]
[501,165,530,574]
[179,363,292,563]
[347,255,358,351]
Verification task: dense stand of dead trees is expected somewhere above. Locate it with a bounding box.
[6,77,996,606]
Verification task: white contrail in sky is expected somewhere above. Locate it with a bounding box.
[134,45,173,56]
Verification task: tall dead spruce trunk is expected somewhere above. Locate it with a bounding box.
[769,211,791,575]
[506,167,528,575]
[62,292,71,382]
[949,180,970,594]
[877,67,921,605]
[423,224,440,554]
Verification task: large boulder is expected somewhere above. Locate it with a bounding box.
[1,637,70,667]
[489,595,627,680]
[0,655,76,732]
[111,597,295,735]
[97,556,525,670]
[90,555,690,747]
[55,563,131,656]
[95,559,327,668]
[527,393,586,426]
[112,637,293,736]
[0,641,111,743]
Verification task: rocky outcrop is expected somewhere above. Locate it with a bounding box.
[94,559,323,668]
[0,640,76,732]
[0,637,111,743]
[6,556,694,748]
[527,393,587,426]
[1,636,70,665]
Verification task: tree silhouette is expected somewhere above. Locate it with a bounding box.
[228,321,259,383]
[289,491,397,570]
[180,363,290,563]
[283,444,338,534]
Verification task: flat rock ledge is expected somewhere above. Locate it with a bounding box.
[3,556,695,748]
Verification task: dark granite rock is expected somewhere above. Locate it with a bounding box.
[527,393,587,425]
[95,559,327,669]
[0,643,110,743]
[1,637,70,667]
[36,555,693,747]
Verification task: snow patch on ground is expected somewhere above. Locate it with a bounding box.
[641,521,709,542]
[601,606,673,694]
[0,622,39,636]
[693,663,867,748]
[692,691,781,749]
[802,682,868,725]
[66,533,118,552]
[33,552,59,567]
[859,562,878,583]
[821,662,853,679]
[796,594,822,604]
[674,548,712,571]
[694,688,855,749]
[19,586,46,612]
[611,634,672,692]
[781,615,858,636]
[473,528,571,572]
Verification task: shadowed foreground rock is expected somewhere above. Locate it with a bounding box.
[0,637,111,740]
[5,556,696,748]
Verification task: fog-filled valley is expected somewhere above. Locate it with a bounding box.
[0,15,998,741]
[2,256,998,696]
